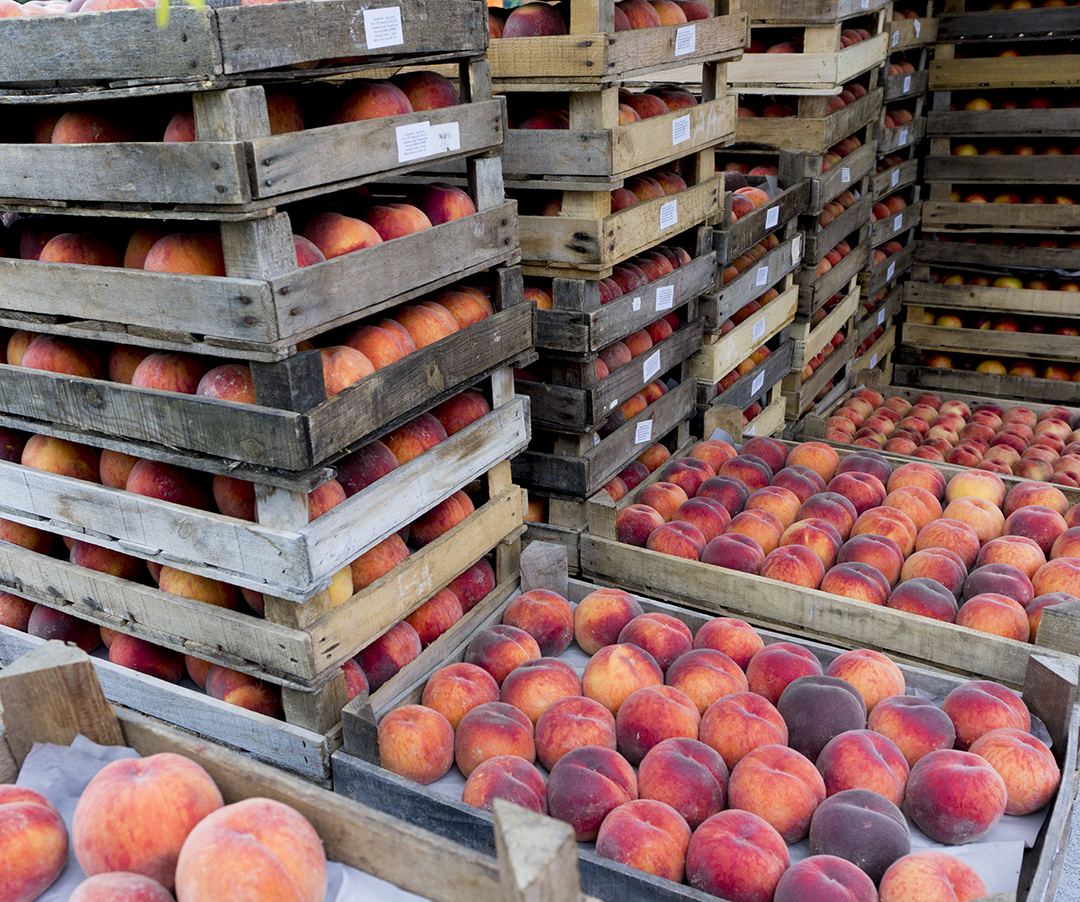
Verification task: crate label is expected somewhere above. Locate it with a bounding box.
[870,353,878,369]
[752,316,766,341]
[891,168,901,187]
[363,7,404,49]
[891,29,900,47]
[903,75,912,94]
[396,121,432,162]
[878,308,886,326]
[792,234,802,265]
[675,25,696,56]
[633,296,642,312]
[755,266,769,287]
[766,206,780,230]
[899,128,909,146]
[893,213,903,232]
[656,285,675,311]
[751,371,765,395]
[660,200,678,230]
[433,122,461,154]
[745,422,756,436]
[635,419,654,444]
[643,350,662,383]
[887,261,896,281]
[593,432,601,446]
[841,167,851,184]
[861,0,869,7]
[913,19,921,37]
[609,399,619,410]
[672,115,691,146]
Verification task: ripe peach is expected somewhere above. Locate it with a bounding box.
[638,481,689,522]
[728,743,826,842]
[463,624,541,686]
[719,454,774,492]
[405,587,463,647]
[771,465,827,504]
[0,591,34,631]
[501,588,573,656]
[21,334,105,379]
[916,518,982,570]
[1028,592,1075,640]
[421,661,499,729]
[616,503,665,546]
[817,727,910,806]
[688,439,737,471]
[638,737,729,829]
[0,785,68,902]
[809,788,911,884]
[445,558,496,613]
[618,611,693,673]
[108,633,185,683]
[647,520,706,560]
[583,642,664,715]
[454,700,535,779]
[1032,556,1080,596]
[665,647,748,714]
[672,497,732,543]
[797,491,858,540]
[745,641,823,706]
[595,798,691,882]
[868,695,956,768]
[760,544,826,589]
[350,534,409,591]
[205,665,282,718]
[28,605,101,653]
[499,657,581,725]
[660,456,715,498]
[692,616,764,669]
[886,577,959,621]
[700,533,766,574]
[616,684,701,765]
[774,854,878,902]
[957,592,1030,641]
[699,690,788,770]
[22,433,100,483]
[125,458,210,509]
[546,745,637,841]
[533,695,616,771]
[962,563,1034,607]
[878,850,987,902]
[942,680,1030,750]
[968,727,1060,815]
[697,474,751,516]
[1051,526,1080,559]
[976,534,1046,579]
[356,620,422,691]
[1004,481,1070,517]
[825,648,906,713]
[904,748,1008,844]
[821,561,891,605]
[887,461,947,499]
[686,809,789,902]
[837,533,905,586]
[461,755,546,815]
[68,873,174,902]
[777,674,867,762]
[901,548,968,598]
[726,510,784,556]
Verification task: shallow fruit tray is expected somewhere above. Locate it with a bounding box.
[733,89,883,155]
[929,49,1080,92]
[0,0,488,89]
[887,12,936,51]
[332,560,1079,902]
[854,281,903,343]
[713,176,811,265]
[878,115,924,155]
[692,285,798,386]
[702,234,802,333]
[796,231,871,319]
[697,343,793,441]
[904,278,1080,321]
[892,352,1080,407]
[872,152,920,200]
[920,198,1080,236]
[851,322,895,378]
[924,154,1080,187]
[935,3,1080,43]
[869,198,921,246]
[697,335,796,413]
[801,192,871,262]
[882,66,929,104]
[901,316,1080,367]
[925,106,1080,141]
[862,233,916,298]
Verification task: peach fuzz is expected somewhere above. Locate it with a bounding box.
[728,743,826,842]
[421,661,499,729]
[501,588,574,656]
[404,587,462,647]
[699,690,788,771]
[28,605,101,653]
[573,587,643,654]
[771,464,827,503]
[174,797,326,902]
[660,456,716,498]
[0,785,68,902]
[686,809,789,902]
[777,674,867,762]
[618,611,693,673]
[887,460,947,499]
[595,799,691,882]
[916,518,982,570]
[1004,480,1070,517]
[816,729,910,806]
[745,641,823,706]
[837,533,905,586]
[821,561,891,605]
[808,788,911,885]
[962,563,1034,607]
[760,543,826,589]
[68,873,175,902]
[672,497,732,543]
[499,657,581,725]
[976,534,1046,579]
[825,647,906,713]
[205,665,282,718]
[774,855,878,902]
[461,755,547,815]
[942,679,1030,750]
[638,480,689,522]
[534,695,616,770]
[1052,527,1080,559]
[646,520,706,560]
[969,727,1061,815]
[454,700,535,779]
[546,745,637,841]
[904,748,1008,844]
[688,439,737,471]
[957,592,1030,641]
[726,509,784,555]
[583,642,664,715]
[638,737,729,829]
[797,491,858,540]
[72,752,223,889]
[697,474,751,516]
[879,850,987,902]
[692,616,764,669]
[785,441,841,482]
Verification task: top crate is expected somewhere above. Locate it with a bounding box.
[742,0,891,24]
[0,0,488,90]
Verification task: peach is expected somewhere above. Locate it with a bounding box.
[412,183,477,226]
[350,534,409,591]
[772,465,827,504]
[883,485,942,532]
[336,440,398,497]
[393,302,458,348]
[39,233,122,267]
[962,562,1034,606]
[797,491,858,540]
[740,438,787,476]
[969,727,1060,815]
[785,442,841,482]
[462,755,547,815]
[0,785,68,902]
[942,679,1030,750]
[825,648,906,713]
[869,695,956,768]
[728,743,826,842]
[454,700,535,779]
[904,748,1008,844]
[421,662,500,730]
[498,589,573,656]
[68,873,175,902]
[916,518,982,569]
[583,642,664,715]
[699,690,788,770]
[73,752,223,889]
[22,433,101,483]
[887,461,947,498]
[393,71,459,111]
[851,506,918,557]
[618,611,693,673]
[355,621,422,691]
[835,449,893,487]
[143,232,225,276]
[342,324,406,370]
[647,520,706,560]
[697,474,751,516]
[638,480,689,522]
[546,745,637,841]
[779,518,843,571]
[403,587,463,647]
[945,469,1006,508]
[573,587,644,654]
[0,518,57,556]
[108,633,185,683]
[21,334,105,378]
[204,665,282,718]
[817,727,910,805]
[886,577,959,621]
[760,544,826,589]
[745,485,801,530]
[28,605,101,653]
[686,809,789,902]
[195,363,255,403]
[533,695,616,770]
[595,798,691,882]
[1051,526,1080,559]
[383,412,447,465]
[777,674,867,761]
[957,592,1030,641]
[701,533,766,574]
[809,788,911,884]
[1032,556,1080,596]
[774,855,878,902]
[616,683,701,765]
[1002,504,1068,556]
[342,657,370,701]
[499,657,581,725]
[616,503,665,546]
[430,389,490,436]
[502,1,568,37]
[745,641,823,706]
[1028,592,1076,640]
[821,561,891,605]
[131,351,210,395]
[719,454,773,492]
[638,737,728,829]
[1004,481,1070,517]
[364,203,433,241]
[900,548,968,598]
[826,471,888,517]
[0,590,34,631]
[69,539,143,582]
[330,80,413,123]
[158,566,238,610]
[665,647,748,714]
[976,534,1046,578]
[878,850,987,902]
[689,439,737,471]
[726,510,784,556]
[837,533,905,586]
[125,458,210,509]
[692,616,763,669]
[672,497,732,543]
[301,211,382,258]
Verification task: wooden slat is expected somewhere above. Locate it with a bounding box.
[936,6,1080,41]
[902,323,1080,363]
[790,286,860,369]
[892,361,1080,405]
[863,240,916,297]
[743,0,891,23]
[713,178,812,264]
[692,286,797,383]
[915,239,1080,272]
[729,33,887,88]
[852,324,895,374]
[711,339,795,412]
[905,282,1080,318]
[883,68,929,103]
[798,243,869,316]
[855,281,903,344]
[925,155,1080,184]
[803,194,872,262]
[930,55,1080,91]
[926,107,1080,138]
[879,116,925,155]
[869,201,922,246]
[872,156,920,201]
[733,89,882,153]
[703,236,802,331]
[815,141,876,208]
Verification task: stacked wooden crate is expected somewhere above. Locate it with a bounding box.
[500,1,747,565]
[896,0,1080,402]
[0,0,533,783]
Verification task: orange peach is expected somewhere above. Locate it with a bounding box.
[887,461,947,499]
[534,695,616,770]
[68,873,175,902]
[461,755,547,815]
[771,465,827,503]
[728,743,826,842]
[942,496,1005,543]
[779,518,843,571]
[916,518,982,569]
[454,700,535,778]
[699,690,788,771]
[821,561,891,605]
[0,590,34,631]
[421,661,499,730]
[637,737,729,829]
[868,694,956,768]
[817,727,910,806]
[879,850,987,902]
[686,809,789,902]
[639,480,690,522]
[1051,526,1080,559]
[21,433,100,482]
[1032,556,1080,597]
[499,657,581,725]
[968,727,1060,815]
[837,533,905,585]
[745,641,823,706]
[760,543,826,589]
[583,642,664,715]
[404,587,463,647]
[573,587,643,654]
[851,506,918,557]
[692,616,763,669]
[547,744,637,841]
[595,798,691,882]
[1004,480,1070,517]
[616,683,701,765]
[943,680,1031,750]
[618,611,693,673]
[945,469,1006,507]
[672,497,731,543]
[21,334,105,378]
[666,647,748,714]
[825,648,906,713]
[108,633,185,683]
[350,533,410,591]
[976,534,1046,578]
[883,485,942,532]
[0,785,69,902]
[462,624,540,687]
[125,458,210,509]
[697,474,752,516]
[785,441,841,482]
[797,491,859,540]
[957,592,1030,641]
[205,665,282,718]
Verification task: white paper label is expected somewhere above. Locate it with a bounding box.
[659,200,678,230]
[893,213,904,232]
[751,371,765,395]
[766,206,780,229]
[432,122,460,154]
[891,168,901,187]
[672,115,691,146]
[841,167,851,184]
[675,24,696,56]
[363,7,404,49]
[899,128,909,145]
[593,433,601,446]
[870,353,878,369]
[609,399,618,410]
[755,266,769,287]
[655,286,675,311]
[877,308,886,326]
[914,19,921,37]
[891,29,900,46]
[752,317,766,341]
[635,419,654,444]
[643,350,662,382]
[792,234,802,264]
[396,121,431,162]
[887,261,896,281]
[903,75,912,94]
[745,423,756,436]
[632,297,642,312]
[861,0,869,7]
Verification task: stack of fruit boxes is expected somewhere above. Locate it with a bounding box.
[896,0,1080,401]
[497,0,746,558]
[0,0,535,783]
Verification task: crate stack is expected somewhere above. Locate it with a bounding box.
[896,0,1080,403]
[0,0,535,783]
[493,1,746,564]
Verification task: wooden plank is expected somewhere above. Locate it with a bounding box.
[734,89,883,153]
[926,154,1080,184]
[864,240,916,297]
[870,201,922,246]
[783,330,857,418]
[873,156,920,200]
[936,6,1080,41]
[915,239,1080,272]
[893,361,1080,405]
[790,286,860,370]
[713,178,812,264]
[729,32,887,88]
[816,141,876,207]
[855,281,903,344]
[803,193,873,261]
[903,323,1080,363]
[707,339,795,413]
[930,55,1080,91]
[905,282,1080,318]
[852,324,896,374]
[743,0,891,23]
[691,287,797,383]
[879,116,925,155]
[883,68,929,103]
[926,107,1080,138]
[888,15,936,50]
[798,242,869,316]
[703,236,802,331]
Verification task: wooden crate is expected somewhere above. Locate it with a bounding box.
[882,64,929,103]
[851,321,896,378]
[703,232,803,332]
[915,237,1080,273]
[924,152,1080,187]
[930,43,1080,92]
[878,113,925,155]
[742,0,893,24]
[698,344,793,440]
[887,12,937,51]
[697,334,796,406]
[854,279,904,344]
[905,274,1080,322]
[731,28,888,91]
[713,175,812,264]
[487,3,748,88]
[869,197,922,246]
[783,328,859,419]
[0,642,591,902]
[535,245,715,355]
[518,317,705,433]
[802,189,872,262]
[0,0,489,88]
[935,2,1080,42]
[902,317,1080,367]
[0,68,502,213]
[920,196,1080,236]
[894,348,1080,405]
[692,284,798,384]
[862,228,917,297]
[0,270,533,472]
[796,230,871,318]
[512,376,695,499]
[789,285,861,371]
[925,105,1080,141]
[872,147,921,199]
[733,88,883,154]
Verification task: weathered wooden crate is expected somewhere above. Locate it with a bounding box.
[742,0,892,24]
[0,0,490,89]
[487,3,748,88]
[929,42,1080,92]
[873,147,921,199]
[936,1,1080,42]
[924,152,1080,187]
[887,11,936,51]
[713,174,812,264]
[902,315,1080,367]
[731,25,888,91]
[854,279,903,344]
[697,343,794,440]
[869,197,922,247]
[692,284,798,385]
[789,284,860,372]
[704,233,803,332]
[851,321,896,379]
[796,231,871,318]
[0,642,593,902]
[882,64,929,103]
[878,113,925,155]
[535,245,715,355]
[782,328,859,419]
[697,334,796,407]
[802,189,872,262]
[0,269,532,472]
[0,67,502,213]
[733,88,883,154]
[862,228,917,297]
[512,376,695,499]
[915,237,1080,273]
[518,317,705,433]
[925,105,1080,142]
[921,195,1080,235]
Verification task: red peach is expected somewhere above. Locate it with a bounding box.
[808,789,911,885]
[745,641,823,706]
[583,642,664,715]
[878,850,988,902]
[0,785,69,902]
[637,737,729,829]
[968,727,1061,815]
[463,624,541,686]
[546,745,637,841]
[699,690,788,770]
[942,680,1031,750]
[886,578,959,621]
[454,700,535,779]
[728,743,826,842]
[500,657,581,725]
[686,809,789,902]
[573,587,644,655]
[421,661,499,730]
[692,616,764,669]
[825,647,906,713]
[869,695,956,768]
[903,749,1008,844]
[501,588,574,656]
[461,755,547,815]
